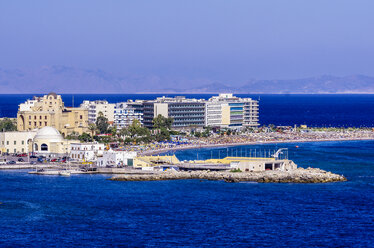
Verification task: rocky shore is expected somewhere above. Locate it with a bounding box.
[110,167,347,183]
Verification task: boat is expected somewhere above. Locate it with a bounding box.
[58,171,71,176]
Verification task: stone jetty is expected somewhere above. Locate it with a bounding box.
[110,167,347,183]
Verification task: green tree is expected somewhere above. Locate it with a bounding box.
[155,127,171,142]
[128,119,150,139]
[153,114,173,130]
[88,123,97,136]
[78,132,93,142]
[194,131,202,138]
[65,131,79,140]
[152,115,173,141]
[0,118,17,132]
[119,127,129,137]
[96,112,109,134]
[109,126,117,136]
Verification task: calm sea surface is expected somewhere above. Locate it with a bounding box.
[1,141,374,247]
[1,94,374,246]
[1,94,374,127]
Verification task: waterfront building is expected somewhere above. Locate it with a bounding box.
[0,131,37,155]
[229,158,297,172]
[80,100,115,123]
[133,155,180,169]
[243,99,259,128]
[32,126,77,157]
[205,94,259,129]
[142,96,206,130]
[114,101,143,128]
[17,93,89,136]
[97,150,137,167]
[70,142,105,161]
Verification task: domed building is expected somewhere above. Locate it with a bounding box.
[32,126,77,156]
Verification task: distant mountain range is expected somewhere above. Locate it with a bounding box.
[1,66,374,94]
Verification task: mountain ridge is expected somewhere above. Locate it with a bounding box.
[1,66,374,94]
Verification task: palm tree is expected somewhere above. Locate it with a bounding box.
[88,123,97,137]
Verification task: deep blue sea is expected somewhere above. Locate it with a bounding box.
[1,141,374,247]
[1,94,374,127]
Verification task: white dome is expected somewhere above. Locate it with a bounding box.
[34,126,63,142]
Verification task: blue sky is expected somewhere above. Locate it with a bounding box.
[1,0,374,84]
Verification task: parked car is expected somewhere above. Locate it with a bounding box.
[7,161,16,164]
[18,158,24,162]
[51,159,57,162]
[30,161,37,165]
[30,155,37,159]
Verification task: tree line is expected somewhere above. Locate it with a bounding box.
[66,113,175,144]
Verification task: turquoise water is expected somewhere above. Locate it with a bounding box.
[1,140,374,247]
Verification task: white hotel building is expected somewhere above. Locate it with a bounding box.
[80,100,115,124]
[70,142,105,161]
[205,94,259,129]
[114,101,143,129]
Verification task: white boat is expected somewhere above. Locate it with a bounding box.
[58,170,71,176]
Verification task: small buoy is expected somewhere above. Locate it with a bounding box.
[295,146,299,148]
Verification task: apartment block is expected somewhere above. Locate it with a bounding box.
[205,93,259,129]
[114,101,144,129]
[80,100,115,123]
[142,96,205,129]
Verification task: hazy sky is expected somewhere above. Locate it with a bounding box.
[1,0,374,82]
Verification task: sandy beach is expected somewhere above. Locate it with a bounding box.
[141,136,374,156]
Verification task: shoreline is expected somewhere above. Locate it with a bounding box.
[141,137,374,156]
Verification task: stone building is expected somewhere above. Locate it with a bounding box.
[0,131,37,155]
[17,93,89,136]
[32,126,77,157]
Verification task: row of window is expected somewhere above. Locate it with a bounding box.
[29,121,48,126]
[1,140,25,145]
[5,148,25,153]
[29,115,48,120]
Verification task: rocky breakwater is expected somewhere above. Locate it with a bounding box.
[109,167,347,183]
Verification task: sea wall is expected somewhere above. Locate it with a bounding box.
[110,167,347,183]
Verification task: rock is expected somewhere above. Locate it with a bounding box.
[109,168,347,184]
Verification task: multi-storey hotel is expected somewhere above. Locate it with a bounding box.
[142,96,206,129]
[205,94,259,129]
[80,100,115,124]
[78,93,259,130]
[114,101,144,128]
